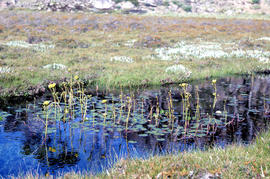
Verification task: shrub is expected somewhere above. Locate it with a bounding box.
[113,0,122,3]
[183,5,192,12]
[113,0,139,7]
[172,0,183,8]
[129,0,139,7]
[252,0,260,4]
[163,1,170,6]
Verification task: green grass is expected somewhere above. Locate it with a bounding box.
[0,10,270,98]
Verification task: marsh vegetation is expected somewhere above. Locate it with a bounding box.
[0,11,270,99]
[1,9,270,178]
[1,74,270,177]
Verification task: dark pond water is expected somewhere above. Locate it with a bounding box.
[0,74,270,178]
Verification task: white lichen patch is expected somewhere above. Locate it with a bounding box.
[165,64,191,77]
[259,57,270,64]
[0,67,12,74]
[256,37,270,41]
[231,49,270,59]
[43,63,66,70]
[5,41,55,52]
[110,56,134,63]
[153,41,270,61]
[124,39,137,47]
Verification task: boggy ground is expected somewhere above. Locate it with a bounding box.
[16,131,270,178]
[0,10,270,100]
[1,10,270,179]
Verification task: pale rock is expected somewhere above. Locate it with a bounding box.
[43,63,67,70]
[119,1,135,10]
[92,0,114,9]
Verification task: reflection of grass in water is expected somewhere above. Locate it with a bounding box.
[21,131,270,178]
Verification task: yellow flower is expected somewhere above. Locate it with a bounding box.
[48,83,56,89]
[68,68,71,72]
[64,109,69,114]
[101,100,107,104]
[49,147,56,152]
[212,79,217,84]
[74,75,79,80]
[180,83,188,88]
[43,101,50,106]
[185,92,191,97]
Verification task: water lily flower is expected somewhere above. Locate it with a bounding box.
[48,83,56,89]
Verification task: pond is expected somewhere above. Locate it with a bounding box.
[0,74,270,177]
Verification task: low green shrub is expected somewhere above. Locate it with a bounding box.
[252,0,260,4]
[163,1,170,6]
[172,0,183,8]
[183,5,192,12]
[113,0,139,7]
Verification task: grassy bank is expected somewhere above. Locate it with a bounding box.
[18,129,270,178]
[102,130,270,178]
[0,10,270,98]
[99,130,270,178]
